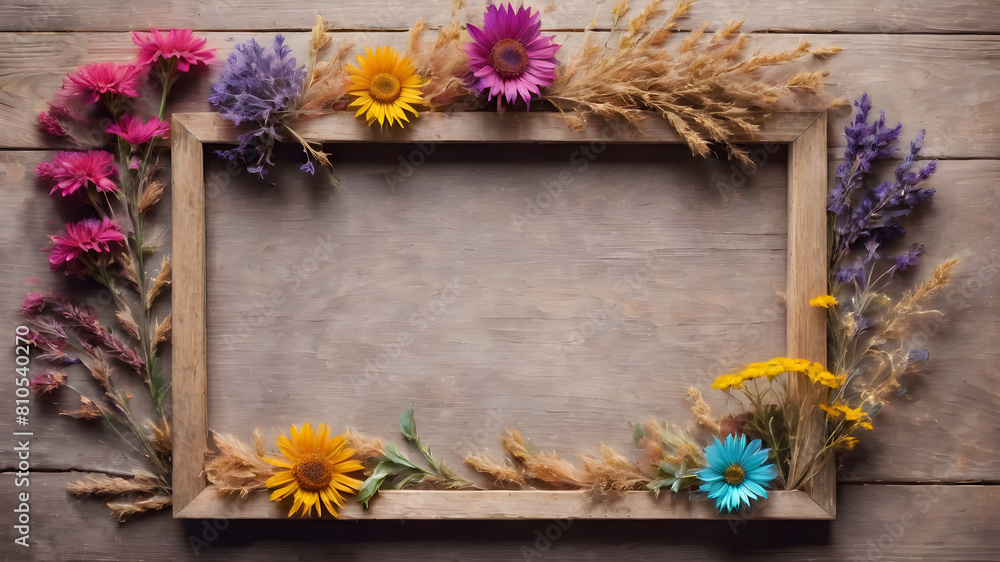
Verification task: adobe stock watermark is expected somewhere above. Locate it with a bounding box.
[714,141,781,204]
[219,234,339,350]
[352,277,464,393]
[554,253,666,364]
[874,0,925,33]
[855,483,950,561]
[384,142,437,191]
[454,404,506,456]
[510,119,634,233]
[521,518,573,560]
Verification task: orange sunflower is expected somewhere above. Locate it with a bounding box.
[265,422,364,517]
[345,46,426,128]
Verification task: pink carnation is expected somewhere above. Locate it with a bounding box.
[58,62,143,105]
[131,28,214,72]
[106,114,170,145]
[47,217,125,272]
[38,111,68,137]
[34,150,118,196]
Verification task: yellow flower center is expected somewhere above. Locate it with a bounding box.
[490,38,528,79]
[724,464,745,486]
[292,453,334,492]
[369,72,402,104]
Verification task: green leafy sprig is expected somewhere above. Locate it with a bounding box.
[357,406,475,508]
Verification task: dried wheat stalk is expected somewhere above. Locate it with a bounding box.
[544,0,840,167]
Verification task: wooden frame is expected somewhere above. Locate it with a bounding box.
[171,111,832,520]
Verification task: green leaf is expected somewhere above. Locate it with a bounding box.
[381,442,421,471]
[631,422,645,445]
[356,461,401,508]
[400,405,418,444]
[392,472,425,490]
[647,479,671,498]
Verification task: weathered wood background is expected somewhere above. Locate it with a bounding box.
[1,0,999,559]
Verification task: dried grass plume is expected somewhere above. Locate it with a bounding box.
[204,430,276,497]
[544,0,840,167]
[405,1,479,111]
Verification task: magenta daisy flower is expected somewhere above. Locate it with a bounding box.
[463,3,560,110]
[131,28,214,72]
[35,150,118,197]
[47,217,125,273]
[107,114,171,145]
[57,62,144,105]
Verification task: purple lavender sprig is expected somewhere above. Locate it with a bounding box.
[208,36,305,178]
[825,93,942,406]
[828,93,937,288]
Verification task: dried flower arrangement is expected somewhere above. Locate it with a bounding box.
[22,28,213,520]
[21,1,956,522]
[209,0,841,179]
[707,94,956,491]
[200,94,955,518]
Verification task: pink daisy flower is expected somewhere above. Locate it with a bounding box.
[131,28,214,72]
[34,150,118,197]
[58,62,143,105]
[106,114,170,145]
[47,217,125,272]
[463,3,561,110]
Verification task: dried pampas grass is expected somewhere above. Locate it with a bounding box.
[544,0,840,167]
[146,256,171,310]
[471,430,653,493]
[863,257,960,405]
[203,430,275,497]
[686,386,722,434]
[67,473,163,497]
[346,430,386,465]
[108,495,172,521]
[580,444,649,493]
[405,1,480,111]
[464,450,528,488]
[300,15,354,111]
[68,472,172,521]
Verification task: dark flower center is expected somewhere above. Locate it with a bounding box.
[369,73,402,104]
[724,464,746,486]
[293,454,334,492]
[490,38,529,79]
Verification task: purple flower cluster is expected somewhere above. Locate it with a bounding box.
[208,36,305,178]
[828,93,937,285]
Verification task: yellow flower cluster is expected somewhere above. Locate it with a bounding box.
[820,403,874,430]
[712,357,846,391]
[809,295,839,308]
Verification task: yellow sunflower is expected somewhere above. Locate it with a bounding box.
[265,422,364,517]
[345,46,426,128]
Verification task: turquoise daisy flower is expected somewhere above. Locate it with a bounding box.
[697,434,777,513]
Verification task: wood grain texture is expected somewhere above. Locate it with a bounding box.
[785,112,834,515]
[1,475,997,560]
[179,127,826,518]
[2,0,999,33]
[2,154,995,482]
[1,33,999,158]
[171,115,208,514]
[175,111,815,144]
[177,488,831,520]
[1,0,999,556]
